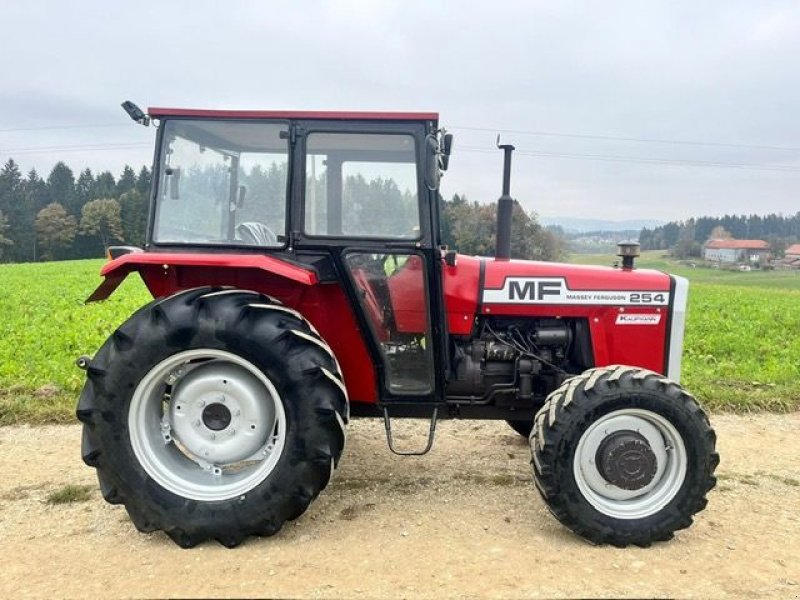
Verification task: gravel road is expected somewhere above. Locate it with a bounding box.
[1,413,799,599]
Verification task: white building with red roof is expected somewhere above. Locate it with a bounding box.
[702,239,771,264]
[785,244,800,260]
[779,243,800,269]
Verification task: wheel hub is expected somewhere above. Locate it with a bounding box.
[595,430,657,491]
[202,403,232,431]
[573,409,687,519]
[168,361,275,464]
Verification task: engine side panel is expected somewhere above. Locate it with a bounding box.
[439,256,674,375]
[442,255,482,335]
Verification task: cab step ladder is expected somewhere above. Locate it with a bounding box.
[382,407,439,456]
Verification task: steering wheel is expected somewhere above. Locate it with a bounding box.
[235,222,278,246]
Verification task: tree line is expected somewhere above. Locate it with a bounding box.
[0,157,563,263]
[440,194,565,261]
[0,159,150,262]
[639,213,800,258]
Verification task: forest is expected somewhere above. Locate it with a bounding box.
[639,213,800,258]
[0,159,150,262]
[0,158,564,263]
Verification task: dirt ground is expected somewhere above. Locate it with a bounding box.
[1,414,798,599]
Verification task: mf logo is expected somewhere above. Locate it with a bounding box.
[508,279,563,301]
[482,277,567,305]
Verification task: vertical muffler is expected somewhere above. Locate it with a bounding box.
[495,139,515,260]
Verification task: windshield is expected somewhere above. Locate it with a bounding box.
[153,120,288,247]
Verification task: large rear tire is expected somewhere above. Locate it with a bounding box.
[77,287,348,548]
[530,365,718,547]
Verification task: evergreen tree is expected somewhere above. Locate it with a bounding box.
[119,189,148,246]
[75,168,95,207]
[0,159,34,262]
[47,162,77,215]
[136,166,152,196]
[25,169,50,212]
[92,171,117,199]
[117,165,137,196]
[0,210,12,260]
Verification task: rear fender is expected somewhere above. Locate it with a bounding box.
[86,253,318,302]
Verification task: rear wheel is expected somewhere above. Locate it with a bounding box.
[77,287,348,548]
[530,365,718,547]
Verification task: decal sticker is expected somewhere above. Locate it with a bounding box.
[615,313,662,325]
[482,277,670,306]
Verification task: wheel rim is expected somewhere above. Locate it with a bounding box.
[128,349,286,502]
[573,408,687,519]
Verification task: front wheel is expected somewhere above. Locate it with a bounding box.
[77,287,348,548]
[530,365,718,547]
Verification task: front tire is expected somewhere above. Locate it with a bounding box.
[530,365,718,547]
[77,287,348,548]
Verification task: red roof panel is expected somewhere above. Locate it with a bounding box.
[148,107,438,122]
[704,239,770,250]
[784,244,800,255]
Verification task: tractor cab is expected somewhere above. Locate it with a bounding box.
[107,106,454,416]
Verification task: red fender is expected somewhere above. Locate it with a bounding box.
[86,252,317,302]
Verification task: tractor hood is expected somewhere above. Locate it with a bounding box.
[481,258,672,307]
[442,255,688,382]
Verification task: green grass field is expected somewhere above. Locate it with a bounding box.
[0,253,798,424]
[0,260,150,424]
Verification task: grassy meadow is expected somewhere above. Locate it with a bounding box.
[0,252,798,424]
[0,259,150,424]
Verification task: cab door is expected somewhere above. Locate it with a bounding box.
[292,121,446,404]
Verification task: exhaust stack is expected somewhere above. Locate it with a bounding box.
[495,138,515,260]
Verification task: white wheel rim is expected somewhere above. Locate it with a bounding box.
[573,408,687,519]
[128,349,286,502]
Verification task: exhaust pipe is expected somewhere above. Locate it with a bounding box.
[496,138,515,260]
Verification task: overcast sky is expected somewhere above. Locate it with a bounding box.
[2,0,799,221]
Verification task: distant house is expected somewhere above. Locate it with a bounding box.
[785,244,800,260]
[778,243,800,269]
[702,239,770,264]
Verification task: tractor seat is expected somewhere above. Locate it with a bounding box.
[235,222,278,246]
[350,267,390,342]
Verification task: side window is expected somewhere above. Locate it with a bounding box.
[305,133,420,239]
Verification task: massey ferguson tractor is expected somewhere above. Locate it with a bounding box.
[77,102,718,548]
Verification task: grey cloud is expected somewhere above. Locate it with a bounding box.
[1,0,798,219]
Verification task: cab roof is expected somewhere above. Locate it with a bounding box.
[148,107,439,123]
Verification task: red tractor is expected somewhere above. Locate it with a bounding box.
[77,102,718,548]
